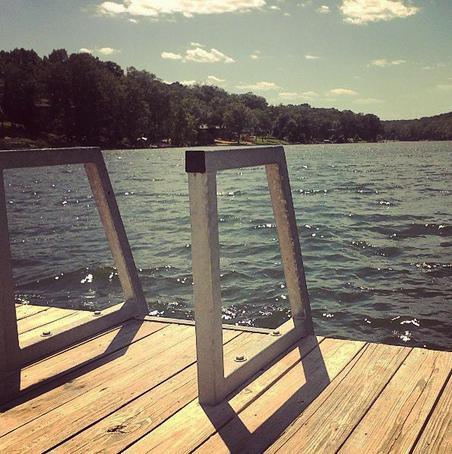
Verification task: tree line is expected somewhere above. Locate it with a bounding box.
[0,48,448,149]
[383,112,452,141]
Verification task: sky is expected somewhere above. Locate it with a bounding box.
[1,0,451,120]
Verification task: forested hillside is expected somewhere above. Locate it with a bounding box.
[0,48,387,149]
[383,112,452,141]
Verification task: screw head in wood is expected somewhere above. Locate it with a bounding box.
[234,354,247,362]
[41,330,52,337]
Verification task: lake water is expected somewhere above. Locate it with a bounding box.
[5,142,452,350]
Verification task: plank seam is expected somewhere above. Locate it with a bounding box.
[1,318,142,388]
[43,331,245,453]
[21,318,139,369]
[15,306,50,321]
[117,336,325,454]
[187,337,333,454]
[232,337,327,416]
[0,323,172,435]
[18,310,77,335]
[270,342,371,454]
[385,355,441,453]
[334,346,414,453]
[408,370,452,454]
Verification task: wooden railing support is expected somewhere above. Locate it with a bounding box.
[186,146,313,405]
[0,170,21,372]
[0,147,147,389]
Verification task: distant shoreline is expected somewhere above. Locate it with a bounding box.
[2,136,451,151]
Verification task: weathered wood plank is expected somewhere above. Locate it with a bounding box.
[223,319,311,401]
[18,307,107,348]
[339,348,451,454]
[0,322,176,437]
[412,375,452,454]
[15,304,50,321]
[142,314,274,334]
[51,332,268,454]
[17,303,140,369]
[193,338,366,454]
[266,343,411,454]
[17,307,76,335]
[123,336,331,454]
[0,328,241,453]
[3,319,168,397]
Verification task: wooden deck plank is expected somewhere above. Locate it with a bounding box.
[51,331,273,454]
[339,348,451,454]
[19,306,122,348]
[191,338,366,454]
[266,343,411,454]
[3,319,168,396]
[0,321,173,437]
[123,336,334,454]
[412,375,452,453]
[17,307,76,335]
[0,327,241,453]
[0,308,450,454]
[15,304,50,321]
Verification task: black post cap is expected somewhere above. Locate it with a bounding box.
[185,150,206,173]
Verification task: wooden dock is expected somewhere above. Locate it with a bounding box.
[1,147,451,453]
[1,304,450,453]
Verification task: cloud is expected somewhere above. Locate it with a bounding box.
[165,75,226,86]
[317,5,330,14]
[340,0,419,25]
[161,51,183,60]
[97,0,266,19]
[161,45,235,63]
[129,18,138,23]
[302,90,319,98]
[436,84,452,91]
[79,47,120,56]
[422,62,446,70]
[305,54,320,60]
[206,75,225,84]
[180,80,197,86]
[163,76,226,87]
[269,5,280,10]
[98,1,127,14]
[354,97,384,104]
[250,50,261,60]
[97,47,120,55]
[185,47,234,63]
[237,81,280,91]
[279,91,319,100]
[329,88,358,96]
[369,58,406,67]
[279,92,299,99]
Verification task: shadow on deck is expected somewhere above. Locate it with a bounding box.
[0,305,450,453]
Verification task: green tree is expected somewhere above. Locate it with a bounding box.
[223,103,255,143]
